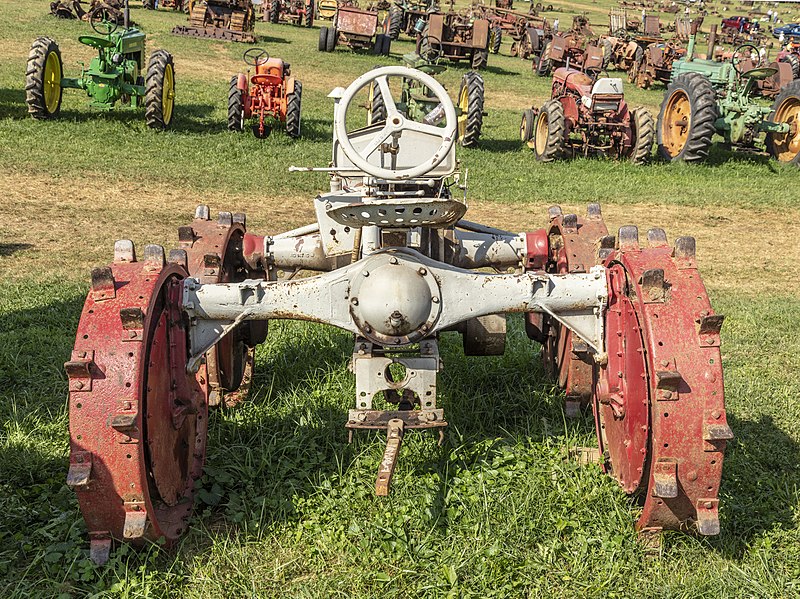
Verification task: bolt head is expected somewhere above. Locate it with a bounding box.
[389,257,398,265]
[75,381,84,390]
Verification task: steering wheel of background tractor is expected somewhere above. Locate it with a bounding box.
[243,47,270,66]
[733,43,760,74]
[742,65,779,80]
[335,66,457,181]
[89,7,119,35]
[420,34,444,63]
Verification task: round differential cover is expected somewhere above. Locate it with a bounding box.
[349,250,441,345]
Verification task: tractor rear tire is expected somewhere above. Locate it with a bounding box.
[657,72,716,163]
[627,107,654,164]
[520,108,535,147]
[766,79,800,164]
[26,37,63,120]
[304,0,314,27]
[285,80,302,138]
[228,76,244,132]
[387,5,402,40]
[457,71,484,148]
[373,34,390,56]
[536,41,552,76]
[601,38,613,69]
[532,99,565,162]
[490,26,502,54]
[368,80,386,125]
[326,27,337,52]
[145,50,175,130]
[269,0,280,23]
[780,53,799,80]
[319,26,329,51]
[471,49,488,70]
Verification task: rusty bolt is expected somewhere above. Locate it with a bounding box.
[395,338,402,344]
[661,359,670,367]
[75,381,84,390]
[711,410,721,419]
[129,331,137,338]
[78,351,87,359]
[357,412,367,422]
[704,501,713,509]
[688,471,698,481]
[426,412,437,421]
[389,257,398,265]
[662,391,673,400]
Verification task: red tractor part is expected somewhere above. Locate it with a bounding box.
[265,0,315,27]
[65,243,207,565]
[228,48,302,138]
[595,226,731,534]
[176,206,265,407]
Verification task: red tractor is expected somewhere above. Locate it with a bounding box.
[521,67,654,163]
[228,48,302,138]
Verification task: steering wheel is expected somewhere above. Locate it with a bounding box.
[334,66,457,181]
[89,7,118,35]
[742,66,779,80]
[420,34,444,63]
[243,47,270,66]
[733,43,760,74]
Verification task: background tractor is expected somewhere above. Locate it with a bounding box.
[318,3,391,55]
[172,0,257,42]
[228,48,302,138]
[657,23,800,164]
[26,8,175,129]
[535,15,602,76]
[424,12,490,69]
[367,38,484,147]
[64,66,732,565]
[521,67,654,162]
[264,0,315,27]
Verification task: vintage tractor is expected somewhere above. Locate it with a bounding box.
[657,23,800,164]
[318,4,391,55]
[535,15,602,76]
[317,0,337,20]
[385,0,435,39]
[26,9,174,129]
[421,12,491,69]
[227,48,302,138]
[521,67,654,163]
[777,43,800,80]
[470,2,552,60]
[264,0,315,27]
[367,39,484,147]
[172,0,257,43]
[65,65,732,564]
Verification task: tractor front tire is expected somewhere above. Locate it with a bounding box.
[285,80,302,138]
[532,99,565,162]
[766,79,800,164]
[387,5,403,40]
[368,79,386,125]
[319,26,329,51]
[269,0,280,23]
[471,49,488,70]
[146,50,176,130]
[457,71,484,148]
[520,108,535,147]
[627,107,654,164]
[304,0,314,27]
[490,26,502,54]
[326,27,337,52]
[26,37,63,120]
[657,72,716,163]
[228,76,244,132]
[536,41,552,76]
[779,54,800,80]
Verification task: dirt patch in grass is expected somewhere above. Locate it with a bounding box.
[2,171,797,295]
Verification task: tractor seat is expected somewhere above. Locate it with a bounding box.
[554,67,594,98]
[78,35,115,49]
[742,67,778,80]
[583,77,624,110]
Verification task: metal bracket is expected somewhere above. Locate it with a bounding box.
[375,419,405,496]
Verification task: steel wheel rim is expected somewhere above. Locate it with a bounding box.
[457,85,468,139]
[773,96,800,161]
[162,63,175,125]
[662,89,690,157]
[534,111,549,155]
[44,51,61,113]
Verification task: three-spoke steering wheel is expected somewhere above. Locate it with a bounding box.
[334,66,457,181]
[420,34,444,63]
[89,7,119,35]
[243,47,270,66]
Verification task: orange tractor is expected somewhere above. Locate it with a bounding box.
[228,48,302,138]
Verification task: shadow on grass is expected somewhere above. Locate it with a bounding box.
[0,243,33,257]
[0,88,26,120]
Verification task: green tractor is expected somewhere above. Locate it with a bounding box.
[367,35,485,147]
[25,7,175,129]
[657,22,800,164]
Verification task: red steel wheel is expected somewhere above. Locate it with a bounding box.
[65,242,207,564]
[594,226,733,536]
[177,205,263,407]
[541,203,610,416]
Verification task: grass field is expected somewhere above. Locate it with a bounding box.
[2,0,800,596]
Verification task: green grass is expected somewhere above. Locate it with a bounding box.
[2,0,800,597]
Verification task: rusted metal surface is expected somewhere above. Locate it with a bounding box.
[595,227,731,535]
[178,206,258,407]
[427,13,491,65]
[375,419,405,495]
[172,0,256,43]
[336,5,378,38]
[67,245,207,564]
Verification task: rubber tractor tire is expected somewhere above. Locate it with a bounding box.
[532,99,565,162]
[285,80,302,138]
[326,26,337,51]
[471,49,488,70]
[536,41,552,76]
[490,26,502,54]
[368,79,386,125]
[319,26,329,51]
[779,53,800,80]
[269,0,280,23]
[387,5,403,40]
[26,37,63,120]
[766,79,800,164]
[657,72,717,163]
[304,0,314,27]
[457,71,484,148]
[626,106,655,164]
[145,50,176,130]
[227,76,244,132]
[601,38,613,69]
[520,108,535,148]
